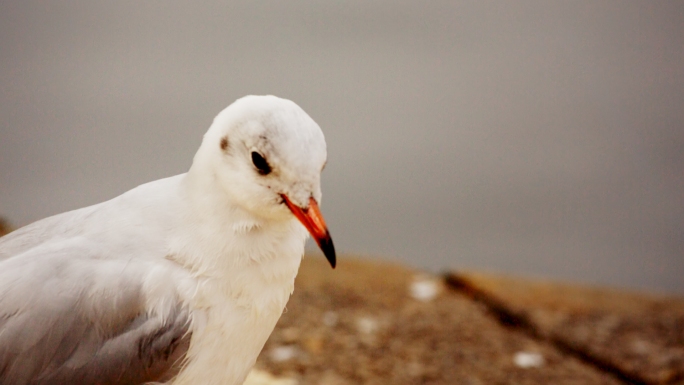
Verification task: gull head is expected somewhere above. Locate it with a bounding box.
[191,95,335,267]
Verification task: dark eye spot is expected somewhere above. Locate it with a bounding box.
[251,152,271,175]
[220,137,229,151]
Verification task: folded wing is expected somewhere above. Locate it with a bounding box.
[0,239,192,385]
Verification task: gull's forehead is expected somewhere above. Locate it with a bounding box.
[221,95,327,167]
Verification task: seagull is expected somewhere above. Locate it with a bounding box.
[0,95,336,385]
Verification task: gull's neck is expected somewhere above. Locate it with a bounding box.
[170,168,306,279]
[185,168,263,231]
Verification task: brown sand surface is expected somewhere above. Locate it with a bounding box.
[255,257,626,385]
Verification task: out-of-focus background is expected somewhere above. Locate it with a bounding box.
[1,1,682,293]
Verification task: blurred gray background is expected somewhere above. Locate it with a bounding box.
[1,1,682,293]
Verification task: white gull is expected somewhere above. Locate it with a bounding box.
[0,95,336,385]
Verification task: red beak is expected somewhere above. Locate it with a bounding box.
[281,195,336,268]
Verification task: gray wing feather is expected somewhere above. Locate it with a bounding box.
[0,240,192,385]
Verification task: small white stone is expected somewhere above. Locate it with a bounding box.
[513,351,545,368]
[244,369,298,385]
[322,311,339,327]
[409,276,441,302]
[356,316,378,334]
[269,345,299,362]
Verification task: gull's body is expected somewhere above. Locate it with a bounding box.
[0,95,335,385]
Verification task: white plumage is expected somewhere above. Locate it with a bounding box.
[0,95,335,385]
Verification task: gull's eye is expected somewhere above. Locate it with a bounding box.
[251,152,271,175]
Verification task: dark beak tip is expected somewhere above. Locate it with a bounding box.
[319,234,336,269]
